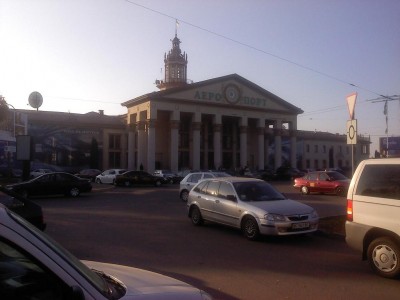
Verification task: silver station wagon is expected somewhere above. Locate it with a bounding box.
[187,177,319,240]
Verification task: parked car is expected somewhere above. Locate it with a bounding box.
[245,169,275,181]
[179,171,231,202]
[6,172,92,198]
[0,186,46,230]
[187,177,319,240]
[0,204,213,300]
[75,169,102,182]
[293,171,350,196]
[0,165,22,178]
[345,158,400,278]
[274,166,305,180]
[153,169,183,184]
[95,169,126,184]
[115,170,163,187]
[30,168,53,178]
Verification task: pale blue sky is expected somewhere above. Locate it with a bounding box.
[1,0,399,153]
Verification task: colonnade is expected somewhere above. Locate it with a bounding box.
[127,110,297,174]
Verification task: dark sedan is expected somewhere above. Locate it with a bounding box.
[75,168,102,182]
[0,186,46,230]
[293,171,350,196]
[115,170,163,187]
[6,172,92,198]
[274,166,305,181]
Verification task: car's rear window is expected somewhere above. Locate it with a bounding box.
[355,164,400,200]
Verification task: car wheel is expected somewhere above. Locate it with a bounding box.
[96,178,101,184]
[124,181,131,187]
[301,186,310,195]
[155,180,162,187]
[180,190,189,202]
[69,187,80,197]
[190,206,203,226]
[241,216,260,241]
[336,186,346,197]
[368,237,400,278]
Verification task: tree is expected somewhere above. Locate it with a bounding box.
[0,98,10,123]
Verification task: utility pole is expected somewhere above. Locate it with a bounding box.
[367,95,400,155]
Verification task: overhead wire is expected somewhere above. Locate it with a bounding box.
[124,0,395,101]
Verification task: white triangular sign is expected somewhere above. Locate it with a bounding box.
[346,92,357,120]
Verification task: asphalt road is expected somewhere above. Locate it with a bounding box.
[35,182,400,300]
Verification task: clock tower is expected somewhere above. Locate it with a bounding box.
[156,31,188,90]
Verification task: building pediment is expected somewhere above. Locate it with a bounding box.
[159,74,302,114]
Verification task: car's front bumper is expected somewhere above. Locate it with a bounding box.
[259,218,319,236]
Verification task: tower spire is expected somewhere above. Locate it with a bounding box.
[175,19,179,37]
[156,21,188,90]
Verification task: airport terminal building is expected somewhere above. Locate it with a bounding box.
[0,34,371,174]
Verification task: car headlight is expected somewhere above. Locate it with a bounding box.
[265,214,286,222]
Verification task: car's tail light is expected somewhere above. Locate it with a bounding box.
[346,199,353,221]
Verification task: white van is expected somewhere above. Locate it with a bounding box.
[345,158,400,278]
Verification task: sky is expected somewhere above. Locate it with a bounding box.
[1,0,399,154]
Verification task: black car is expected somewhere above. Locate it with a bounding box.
[6,172,92,198]
[0,186,46,230]
[75,169,102,182]
[115,170,163,187]
[274,166,305,181]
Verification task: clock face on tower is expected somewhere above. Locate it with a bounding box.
[224,84,241,104]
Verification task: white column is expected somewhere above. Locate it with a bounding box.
[257,119,265,170]
[213,114,222,169]
[290,120,297,168]
[192,112,201,170]
[240,117,248,168]
[146,119,156,173]
[274,120,282,169]
[170,110,180,173]
[137,120,146,170]
[127,125,136,170]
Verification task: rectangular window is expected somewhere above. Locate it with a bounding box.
[109,134,121,150]
[355,165,400,200]
[314,160,319,169]
[314,145,318,153]
[108,152,121,168]
[306,144,310,153]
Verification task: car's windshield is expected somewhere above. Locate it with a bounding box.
[233,181,286,202]
[8,210,120,299]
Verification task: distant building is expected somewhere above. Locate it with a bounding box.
[1,109,126,172]
[296,130,370,172]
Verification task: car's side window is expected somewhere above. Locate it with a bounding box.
[188,174,202,183]
[0,238,72,300]
[309,173,318,180]
[203,174,213,179]
[193,181,208,193]
[205,181,220,196]
[356,165,400,200]
[319,173,329,181]
[218,182,235,200]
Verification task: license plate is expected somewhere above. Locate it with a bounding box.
[292,222,310,229]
